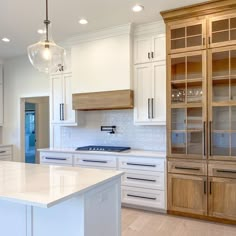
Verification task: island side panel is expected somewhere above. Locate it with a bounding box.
[30,177,121,236]
[84,178,121,236]
[0,200,27,236]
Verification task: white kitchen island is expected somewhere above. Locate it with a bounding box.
[0,161,123,236]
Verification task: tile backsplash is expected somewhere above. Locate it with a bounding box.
[61,110,166,151]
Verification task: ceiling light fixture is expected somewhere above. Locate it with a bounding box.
[79,19,88,25]
[132,5,144,12]
[28,0,65,73]
[2,38,10,43]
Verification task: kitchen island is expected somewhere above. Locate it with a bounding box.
[0,161,123,236]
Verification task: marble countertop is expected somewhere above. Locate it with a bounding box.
[0,162,123,208]
[38,148,166,158]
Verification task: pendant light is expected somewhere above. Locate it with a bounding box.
[28,0,65,73]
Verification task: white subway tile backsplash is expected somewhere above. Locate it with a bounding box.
[60,110,166,151]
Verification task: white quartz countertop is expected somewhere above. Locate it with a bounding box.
[0,162,123,208]
[38,148,166,158]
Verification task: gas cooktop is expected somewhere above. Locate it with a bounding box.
[75,146,131,152]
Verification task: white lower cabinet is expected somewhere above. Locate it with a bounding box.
[39,150,166,211]
[119,156,166,211]
[40,152,73,166]
[0,145,13,161]
[122,186,165,209]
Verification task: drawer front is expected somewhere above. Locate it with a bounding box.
[0,147,12,156]
[119,157,165,172]
[209,163,236,179]
[0,155,12,161]
[168,160,207,176]
[40,152,73,165]
[122,170,164,190]
[74,154,117,168]
[122,186,165,210]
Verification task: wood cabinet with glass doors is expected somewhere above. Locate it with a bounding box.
[168,50,207,159]
[162,0,236,223]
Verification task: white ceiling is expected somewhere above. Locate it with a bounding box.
[0,0,208,59]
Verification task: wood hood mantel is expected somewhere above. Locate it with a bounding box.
[72,89,134,111]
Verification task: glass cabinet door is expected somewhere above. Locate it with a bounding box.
[209,46,236,160]
[169,51,206,159]
[168,19,206,54]
[210,15,236,48]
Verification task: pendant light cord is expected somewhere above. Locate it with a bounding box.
[44,0,50,43]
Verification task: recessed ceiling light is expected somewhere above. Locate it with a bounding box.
[79,19,88,25]
[132,5,144,12]
[37,29,46,34]
[2,38,10,43]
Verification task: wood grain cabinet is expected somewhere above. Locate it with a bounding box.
[162,0,236,222]
[168,173,207,215]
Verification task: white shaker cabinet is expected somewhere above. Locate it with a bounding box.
[134,34,166,64]
[134,61,166,125]
[50,72,79,125]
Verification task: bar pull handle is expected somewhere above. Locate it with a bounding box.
[82,160,108,164]
[127,194,156,201]
[203,121,206,156]
[0,151,6,154]
[209,181,212,195]
[208,37,211,45]
[151,98,154,119]
[148,52,150,59]
[148,98,151,119]
[203,37,206,46]
[204,181,206,194]
[151,52,154,59]
[127,163,156,168]
[45,157,67,161]
[61,103,65,121]
[175,166,200,171]
[209,121,212,156]
[59,104,62,121]
[127,177,156,182]
[216,169,236,174]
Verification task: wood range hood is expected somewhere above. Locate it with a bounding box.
[72,89,134,111]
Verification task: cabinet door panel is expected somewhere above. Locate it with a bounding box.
[208,177,236,220]
[134,64,152,123]
[51,74,63,123]
[134,38,152,64]
[63,73,76,123]
[152,35,166,61]
[152,61,166,124]
[168,174,207,215]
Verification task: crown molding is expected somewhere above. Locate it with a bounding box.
[133,21,165,37]
[62,23,133,47]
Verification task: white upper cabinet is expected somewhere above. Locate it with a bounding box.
[134,61,166,125]
[50,72,79,125]
[134,21,166,125]
[71,24,132,93]
[134,34,166,64]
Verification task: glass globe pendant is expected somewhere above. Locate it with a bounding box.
[28,0,65,73]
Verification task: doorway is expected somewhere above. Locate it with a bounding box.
[21,96,49,164]
[25,103,36,163]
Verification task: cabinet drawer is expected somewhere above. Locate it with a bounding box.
[0,147,12,156]
[168,160,207,176]
[122,186,165,210]
[74,154,117,168]
[119,157,165,172]
[122,170,164,190]
[209,163,236,179]
[0,155,12,161]
[40,152,73,165]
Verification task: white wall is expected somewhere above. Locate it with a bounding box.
[3,55,49,161]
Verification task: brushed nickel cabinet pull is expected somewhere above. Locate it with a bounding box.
[148,98,151,119]
[127,194,156,201]
[204,181,206,194]
[127,177,156,182]
[216,169,236,174]
[127,163,156,167]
